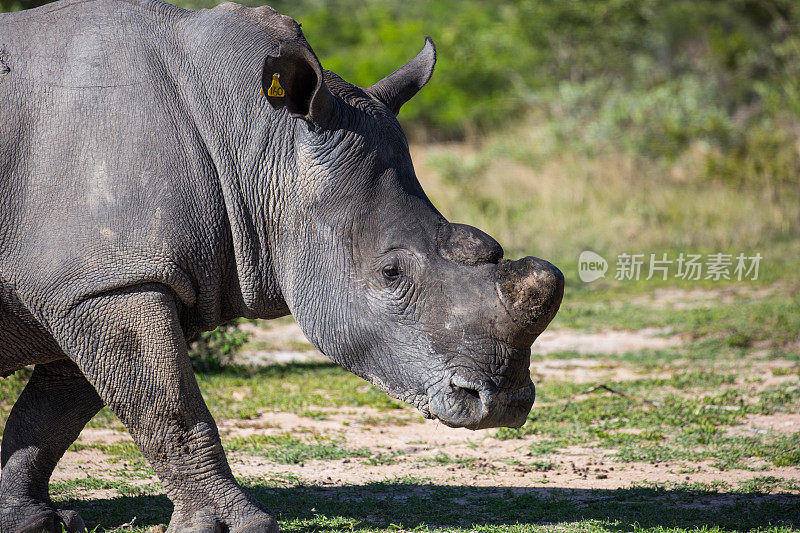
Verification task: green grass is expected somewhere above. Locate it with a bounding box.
[196,362,407,420]
[50,477,156,499]
[0,363,395,438]
[551,289,800,348]
[66,431,374,469]
[739,477,800,493]
[64,433,376,485]
[242,339,316,353]
[226,433,373,464]
[493,352,800,470]
[0,356,404,435]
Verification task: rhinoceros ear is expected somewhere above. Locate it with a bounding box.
[366,37,436,116]
[263,42,333,126]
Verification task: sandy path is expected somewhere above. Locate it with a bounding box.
[51,407,800,498]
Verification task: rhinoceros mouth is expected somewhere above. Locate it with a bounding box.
[428,378,535,430]
[377,386,432,418]
[370,375,533,429]
[422,341,535,429]
[399,393,432,418]
[359,343,534,429]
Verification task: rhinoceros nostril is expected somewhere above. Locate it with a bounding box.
[462,386,480,399]
[450,375,480,394]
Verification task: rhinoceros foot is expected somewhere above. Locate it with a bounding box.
[0,499,86,533]
[167,509,278,533]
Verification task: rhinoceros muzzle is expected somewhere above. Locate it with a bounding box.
[425,254,564,430]
[444,374,536,430]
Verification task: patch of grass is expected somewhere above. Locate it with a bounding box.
[50,477,154,498]
[367,475,433,486]
[238,472,304,488]
[225,433,372,464]
[69,441,153,474]
[615,430,800,470]
[196,362,409,420]
[352,413,417,427]
[297,409,329,421]
[632,480,734,493]
[494,367,800,470]
[738,476,800,493]
[362,451,403,466]
[771,367,799,377]
[552,290,800,348]
[772,448,800,467]
[421,452,481,468]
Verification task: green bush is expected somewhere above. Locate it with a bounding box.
[188,320,250,371]
[3,0,798,188]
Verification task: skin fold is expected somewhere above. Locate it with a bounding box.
[0,0,564,531]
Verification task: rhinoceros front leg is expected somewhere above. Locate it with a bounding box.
[52,285,277,533]
[0,360,102,533]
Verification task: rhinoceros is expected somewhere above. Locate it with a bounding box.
[0,0,564,530]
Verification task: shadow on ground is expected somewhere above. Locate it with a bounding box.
[62,483,799,531]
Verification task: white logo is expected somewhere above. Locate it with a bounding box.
[578,250,607,282]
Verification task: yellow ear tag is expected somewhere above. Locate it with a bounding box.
[267,73,285,98]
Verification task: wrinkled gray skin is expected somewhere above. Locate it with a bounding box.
[0,0,563,530]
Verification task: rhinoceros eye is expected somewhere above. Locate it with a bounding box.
[382,264,402,283]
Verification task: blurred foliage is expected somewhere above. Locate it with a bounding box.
[187,320,250,371]
[3,0,798,183]
[287,1,800,152]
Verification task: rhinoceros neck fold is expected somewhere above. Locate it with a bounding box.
[172,8,302,320]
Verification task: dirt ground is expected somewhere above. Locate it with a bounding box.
[49,318,800,502]
[53,405,800,502]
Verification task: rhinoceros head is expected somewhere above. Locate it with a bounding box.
[263,36,563,430]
